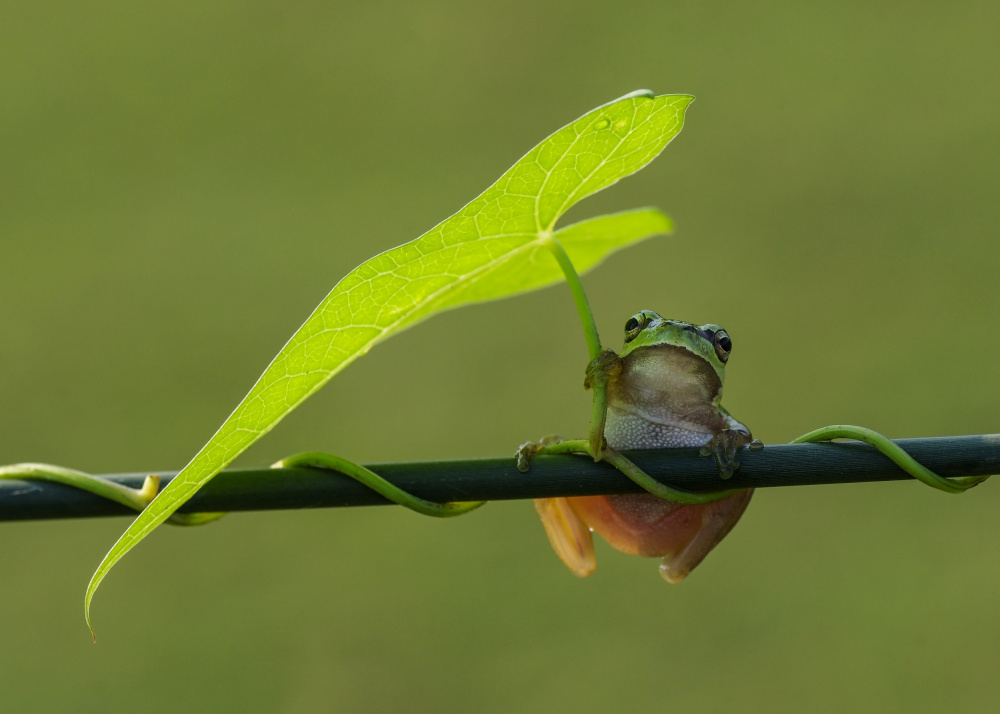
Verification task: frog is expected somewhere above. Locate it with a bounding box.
[519,309,760,582]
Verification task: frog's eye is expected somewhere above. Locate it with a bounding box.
[713,331,732,363]
[624,314,645,343]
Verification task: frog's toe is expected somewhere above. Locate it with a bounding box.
[515,435,565,472]
[515,442,538,473]
[583,349,623,390]
[701,429,754,480]
[720,440,739,474]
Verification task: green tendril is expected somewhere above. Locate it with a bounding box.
[273,452,486,517]
[0,463,225,524]
[792,424,991,494]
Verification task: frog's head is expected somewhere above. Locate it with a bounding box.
[619,309,732,382]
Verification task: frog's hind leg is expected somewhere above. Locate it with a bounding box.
[533,497,597,577]
[658,488,753,583]
[566,489,754,583]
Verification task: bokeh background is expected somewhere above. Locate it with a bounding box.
[2,1,999,711]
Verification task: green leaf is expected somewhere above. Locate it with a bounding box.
[85,89,693,634]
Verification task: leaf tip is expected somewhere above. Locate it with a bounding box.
[666,94,696,112]
[85,560,108,643]
[654,210,675,235]
[86,608,97,643]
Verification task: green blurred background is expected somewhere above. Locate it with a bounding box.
[2,1,999,711]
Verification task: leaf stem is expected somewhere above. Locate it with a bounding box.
[543,234,602,360]
[542,234,609,456]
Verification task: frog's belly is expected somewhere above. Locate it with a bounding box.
[593,408,716,557]
[603,407,713,451]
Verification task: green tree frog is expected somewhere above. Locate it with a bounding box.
[523,310,760,582]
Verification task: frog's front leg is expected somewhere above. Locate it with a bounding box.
[700,413,764,479]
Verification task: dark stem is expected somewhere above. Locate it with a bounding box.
[1,434,998,522]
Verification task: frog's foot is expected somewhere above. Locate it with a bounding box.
[583,349,622,391]
[515,435,568,473]
[275,452,485,517]
[699,429,757,479]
